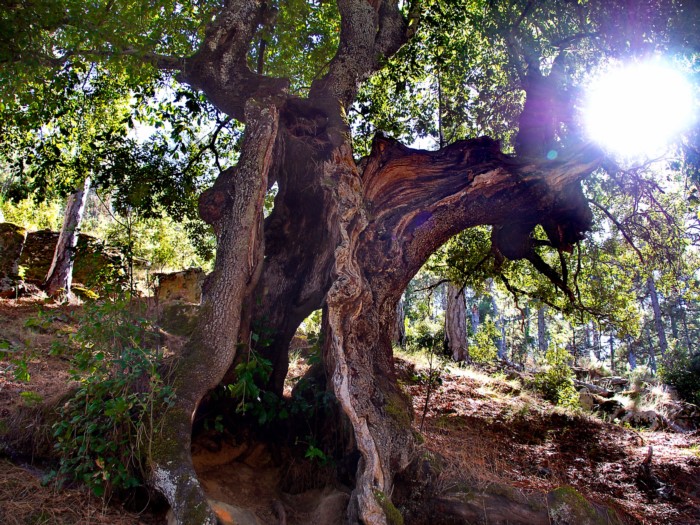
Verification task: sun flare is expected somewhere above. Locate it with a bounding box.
[583,61,696,159]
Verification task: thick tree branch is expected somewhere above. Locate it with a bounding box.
[179,0,289,121]
[360,135,599,289]
[309,0,409,109]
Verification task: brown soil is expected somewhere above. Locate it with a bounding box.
[400,360,700,525]
[2,297,699,524]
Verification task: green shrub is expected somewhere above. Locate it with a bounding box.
[404,319,444,354]
[659,346,700,406]
[532,346,578,408]
[50,298,174,497]
[468,317,499,363]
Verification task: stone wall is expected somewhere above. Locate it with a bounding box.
[17,228,125,285]
[0,223,28,294]
[0,222,135,295]
[154,268,205,304]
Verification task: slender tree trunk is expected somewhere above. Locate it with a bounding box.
[393,295,405,347]
[594,321,602,360]
[669,300,680,340]
[680,297,693,351]
[445,282,468,361]
[470,302,480,334]
[524,305,531,364]
[43,177,90,298]
[609,335,615,373]
[537,306,547,354]
[490,280,506,360]
[645,325,657,374]
[647,276,668,356]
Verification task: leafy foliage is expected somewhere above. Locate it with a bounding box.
[532,346,578,408]
[468,317,500,364]
[50,298,174,497]
[659,345,700,406]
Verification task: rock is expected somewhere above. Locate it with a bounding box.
[573,379,614,398]
[17,229,59,282]
[166,500,263,525]
[71,235,125,286]
[18,229,124,286]
[0,223,26,278]
[620,410,665,431]
[311,491,349,525]
[0,223,27,296]
[209,500,264,525]
[547,486,623,525]
[599,376,629,392]
[158,302,200,336]
[578,389,596,411]
[598,398,625,416]
[577,389,624,416]
[155,268,205,304]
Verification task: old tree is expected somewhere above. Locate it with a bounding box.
[2,0,697,523]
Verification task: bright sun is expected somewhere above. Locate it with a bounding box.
[583,61,696,159]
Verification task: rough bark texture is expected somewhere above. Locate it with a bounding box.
[445,282,468,361]
[393,295,405,347]
[324,135,598,523]
[246,97,345,394]
[43,177,90,298]
[145,2,604,523]
[150,100,278,525]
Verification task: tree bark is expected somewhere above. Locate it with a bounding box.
[445,282,469,361]
[144,3,604,523]
[393,295,405,347]
[324,134,598,523]
[149,100,278,525]
[43,177,90,299]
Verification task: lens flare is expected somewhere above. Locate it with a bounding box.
[583,62,695,158]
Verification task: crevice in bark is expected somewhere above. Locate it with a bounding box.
[240,97,346,393]
[325,133,600,523]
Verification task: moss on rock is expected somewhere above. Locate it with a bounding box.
[373,489,404,525]
[547,485,622,525]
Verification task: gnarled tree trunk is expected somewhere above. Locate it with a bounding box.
[145,2,602,523]
[324,134,598,523]
[149,100,278,525]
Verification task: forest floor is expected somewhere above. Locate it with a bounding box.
[0,298,699,524]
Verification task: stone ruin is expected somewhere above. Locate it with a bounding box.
[0,222,131,297]
[153,268,206,337]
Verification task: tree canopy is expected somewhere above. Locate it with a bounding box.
[1,1,699,524]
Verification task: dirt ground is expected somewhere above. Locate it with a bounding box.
[1,297,699,524]
[400,360,700,524]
